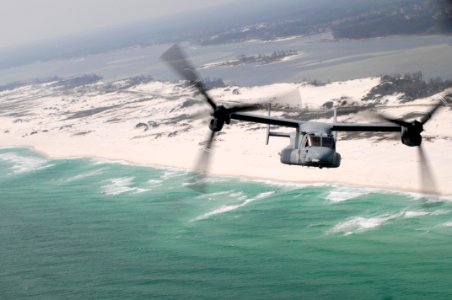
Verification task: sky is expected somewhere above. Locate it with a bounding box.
[0,0,240,49]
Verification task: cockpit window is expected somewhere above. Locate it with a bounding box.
[307,135,335,148]
[307,135,321,147]
[322,137,335,149]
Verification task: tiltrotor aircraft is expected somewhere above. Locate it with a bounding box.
[161,44,445,193]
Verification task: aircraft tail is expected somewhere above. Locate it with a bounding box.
[265,103,290,144]
[333,108,337,140]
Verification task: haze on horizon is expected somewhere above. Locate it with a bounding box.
[0,0,241,49]
[2,0,450,51]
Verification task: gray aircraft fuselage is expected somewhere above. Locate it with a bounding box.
[280,133,341,168]
[232,111,402,170]
[275,122,341,168]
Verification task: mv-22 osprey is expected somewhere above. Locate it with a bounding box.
[162,45,444,191]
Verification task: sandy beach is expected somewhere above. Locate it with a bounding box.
[1,78,451,196]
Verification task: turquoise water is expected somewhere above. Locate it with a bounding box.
[1,148,452,299]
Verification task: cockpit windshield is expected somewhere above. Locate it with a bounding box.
[322,137,335,149]
[307,135,335,149]
[307,136,321,147]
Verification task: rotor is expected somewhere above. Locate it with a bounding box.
[161,44,261,191]
[378,100,444,197]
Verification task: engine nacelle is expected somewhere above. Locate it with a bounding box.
[401,125,422,147]
[209,118,224,132]
[209,105,231,132]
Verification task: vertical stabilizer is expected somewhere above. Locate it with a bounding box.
[266,103,271,145]
[333,108,338,140]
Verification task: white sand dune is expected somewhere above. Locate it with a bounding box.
[1,78,451,195]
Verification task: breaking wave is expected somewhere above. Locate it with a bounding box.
[441,222,452,227]
[161,170,187,180]
[330,214,396,236]
[90,158,133,166]
[101,177,148,196]
[191,191,275,222]
[0,152,53,174]
[330,209,452,236]
[326,186,369,203]
[147,179,163,186]
[63,169,105,183]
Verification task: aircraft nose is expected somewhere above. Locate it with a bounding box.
[310,148,334,164]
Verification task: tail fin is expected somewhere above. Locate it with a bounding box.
[333,107,337,140]
[266,103,291,144]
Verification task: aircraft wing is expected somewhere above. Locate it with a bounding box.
[230,112,301,128]
[230,113,401,132]
[332,123,401,132]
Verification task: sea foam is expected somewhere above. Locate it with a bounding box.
[330,214,396,236]
[0,152,53,174]
[194,190,240,201]
[331,208,451,236]
[101,177,148,196]
[63,169,105,183]
[191,191,275,222]
[441,222,452,227]
[147,179,163,186]
[326,187,369,203]
[401,210,429,218]
[91,158,133,166]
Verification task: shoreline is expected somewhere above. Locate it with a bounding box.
[1,78,451,197]
[2,142,451,198]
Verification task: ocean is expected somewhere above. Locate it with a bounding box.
[1,147,452,299]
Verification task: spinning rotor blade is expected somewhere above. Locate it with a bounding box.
[227,103,263,113]
[161,44,262,193]
[376,114,411,128]
[417,101,442,196]
[378,100,444,128]
[420,100,443,125]
[161,44,217,110]
[189,130,216,193]
[418,145,438,197]
[197,129,216,175]
[375,101,444,198]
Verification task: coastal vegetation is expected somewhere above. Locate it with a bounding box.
[211,50,299,68]
[363,72,452,102]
